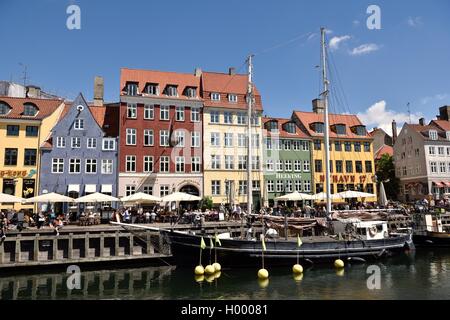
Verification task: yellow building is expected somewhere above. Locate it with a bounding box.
[201,70,264,208]
[0,97,64,211]
[292,100,377,203]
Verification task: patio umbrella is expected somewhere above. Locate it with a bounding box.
[337,190,376,199]
[378,182,388,206]
[24,192,75,203]
[75,192,120,203]
[311,192,342,201]
[161,192,201,202]
[121,192,161,204]
[0,192,25,203]
[275,191,313,201]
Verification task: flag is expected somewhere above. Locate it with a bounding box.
[261,235,266,252]
[200,237,206,250]
[215,234,222,246]
[297,235,303,247]
[209,237,214,249]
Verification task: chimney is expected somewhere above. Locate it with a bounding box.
[229,67,236,76]
[392,120,397,145]
[194,68,202,77]
[312,99,325,114]
[419,118,425,126]
[439,106,450,121]
[93,76,104,106]
[26,85,41,98]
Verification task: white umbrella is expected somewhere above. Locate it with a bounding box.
[337,190,376,199]
[161,192,201,202]
[75,192,120,203]
[378,182,388,206]
[0,192,25,203]
[275,191,313,201]
[24,192,74,203]
[121,192,161,204]
[311,192,342,201]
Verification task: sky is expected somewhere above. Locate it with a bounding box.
[1,0,450,133]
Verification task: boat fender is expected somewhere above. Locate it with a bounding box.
[369,226,378,237]
[348,257,366,263]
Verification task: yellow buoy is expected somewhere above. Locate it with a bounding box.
[258,278,269,288]
[212,262,222,272]
[293,273,304,282]
[336,268,345,277]
[257,268,269,279]
[292,264,303,274]
[205,274,215,283]
[205,265,215,275]
[334,259,345,269]
[195,265,205,275]
[214,271,222,279]
[195,274,205,283]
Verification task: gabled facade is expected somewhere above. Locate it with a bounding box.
[39,94,119,206]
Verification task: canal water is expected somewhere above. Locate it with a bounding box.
[1,249,450,300]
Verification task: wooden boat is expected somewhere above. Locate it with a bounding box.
[413,211,450,246]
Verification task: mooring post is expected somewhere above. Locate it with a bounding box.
[34,236,39,262]
[129,234,134,256]
[100,232,105,257]
[15,235,21,263]
[53,238,58,260]
[115,231,120,256]
[68,233,73,260]
[85,233,90,258]
[146,232,153,254]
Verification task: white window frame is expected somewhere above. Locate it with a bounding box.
[87,138,97,149]
[176,156,185,173]
[191,107,200,122]
[224,133,233,147]
[224,112,233,124]
[126,128,137,145]
[191,157,201,173]
[56,137,66,148]
[143,156,154,173]
[144,105,154,119]
[303,160,310,172]
[211,155,221,169]
[211,132,220,147]
[228,94,237,103]
[212,180,221,196]
[225,155,234,170]
[74,119,84,130]
[160,106,169,120]
[69,159,81,174]
[266,159,274,171]
[429,130,438,140]
[71,137,81,149]
[126,155,136,173]
[127,103,137,119]
[175,131,185,147]
[51,158,64,173]
[160,156,170,173]
[211,93,221,101]
[101,159,113,174]
[160,130,169,147]
[85,159,97,174]
[210,111,220,123]
[294,160,302,172]
[102,138,116,151]
[176,106,185,121]
[276,181,284,193]
[143,129,154,146]
[267,181,274,192]
[191,131,200,148]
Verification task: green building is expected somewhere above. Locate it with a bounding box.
[263,118,313,206]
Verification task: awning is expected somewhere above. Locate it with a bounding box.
[433,182,444,188]
[444,182,450,188]
[68,184,80,193]
[85,184,97,193]
[101,184,113,193]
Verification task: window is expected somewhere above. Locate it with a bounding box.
[144,105,154,119]
[165,85,178,96]
[335,141,342,151]
[415,149,420,157]
[143,156,154,173]
[354,126,367,136]
[176,106,184,121]
[191,131,200,148]
[126,83,138,96]
[295,180,302,192]
[335,124,346,135]
[174,131,185,147]
[191,107,200,122]
[446,131,450,141]
[429,130,438,140]
[366,184,374,194]
[239,181,247,195]
[126,185,136,197]
[238,134,247,147]
[402,166,407,176]
[211,93,220,101]
[6,125,19,136]
[276,181,284,193]
[312,122,324,133]
[354,142,361,152]
[267,181,274,192]
[212,181,221,195]
[224,133,233,147]
[355,161,363,173]
[126,128,136,145]
[143,129,154,146]
[302,141,310,151]
[283,140,291,150]
[314,140,321,150]
[266,121,278,132]
[127,103,137,118]
[429,146,436,155]
[285,181,293,193]
[210,111,220,123]
[265,138,272,150]
[191,157,201,173]
[101,159,113,174]
[276,160,283,172]
[364,142,370,152]
[293,141,301,151]
[69,159,81,174]
[303,181,311,192]
[211,155,221,169]
[160,185,170,197]
[102,138,115,151]
[211,132,220,147]
[294,160,302,172]
[337,184,345,193]
[303,160,310,172]
[74,119,84,130]
[285,161,292,172]
[176,157,185,173]
[52,158,64,173]
[438,147,445,155]
[224,155,234,170]
[26,126,39,137]
[284,122,296,134]
[346,161,353,173]
[71,137,81,148]
[160,106,169,120]
[160,130,169,146]
[228,94,237,103]
[266,159,274,171]
[336,160,343,173]
[251,116,259,126]
[56,137,65,148]
[344,142,352,152]
[440,162,446,173]
[237,112,247,125]
[0,102,11,115]
[145,83,158,95]
[315,183,324,194]
[315,160,323,173]
[160,156,169,172]
[252,156,260,170]
[252,134,260,148]
[185,87,197,98]
[238,156,247,170]
[143,186,153,195]
[224,112,233,124]
[126,156,136,172]
[329,160,333,173]
[23,103,38,116]
[24,149,37,166]
[85,159,97,174]
[87,138,97,149]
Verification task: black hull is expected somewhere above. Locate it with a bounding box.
[413,233,450,247]
[162,230,414,267]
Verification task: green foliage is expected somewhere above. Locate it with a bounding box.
[376,154,400,200]
[200,196,213,212]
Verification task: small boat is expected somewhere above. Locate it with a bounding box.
[413,211,450,246]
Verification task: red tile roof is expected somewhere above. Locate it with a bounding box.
[408,123,448,141]
[0,96,64,120]
[262,117,310,139]
[292,111,371,139]
[431,120,450,132]
[375,145,393,160]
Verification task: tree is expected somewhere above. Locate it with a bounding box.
[375,154,400,200]
[200,196,213,212]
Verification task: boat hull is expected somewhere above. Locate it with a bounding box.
[413,231,450,247]
[162,231,414,266]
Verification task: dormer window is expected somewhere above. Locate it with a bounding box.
[311,122,324,133]
[429,130,438,140]
[22,103,38,116]
[334,124,346,135]
[0,101,11,115]
[126,82,138,96]
[144,83,159,95]
[164,85,178,97]
[284,122,296,134]
[265,120,278,132]
[352,125,367,136]
[228,94,237,103]
[446,131,450,141]
[211,93,220,101]
[184,87,197,98]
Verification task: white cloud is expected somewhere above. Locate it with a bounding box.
[407,16,423,27]
[329,35,351,51]
[357,100,423,133]
[421,93,449,105]
[353,20,360,26]
[325,29,333,34]
[307,33,317,41]
[349,43,380,56]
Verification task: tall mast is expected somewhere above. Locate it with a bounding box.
[247,54,254,214]
[321,27,332,214]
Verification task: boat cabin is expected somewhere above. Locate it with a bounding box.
[352,221,388,240]
[414,213,444,234]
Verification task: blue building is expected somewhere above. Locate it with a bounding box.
[39,93,119,212]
